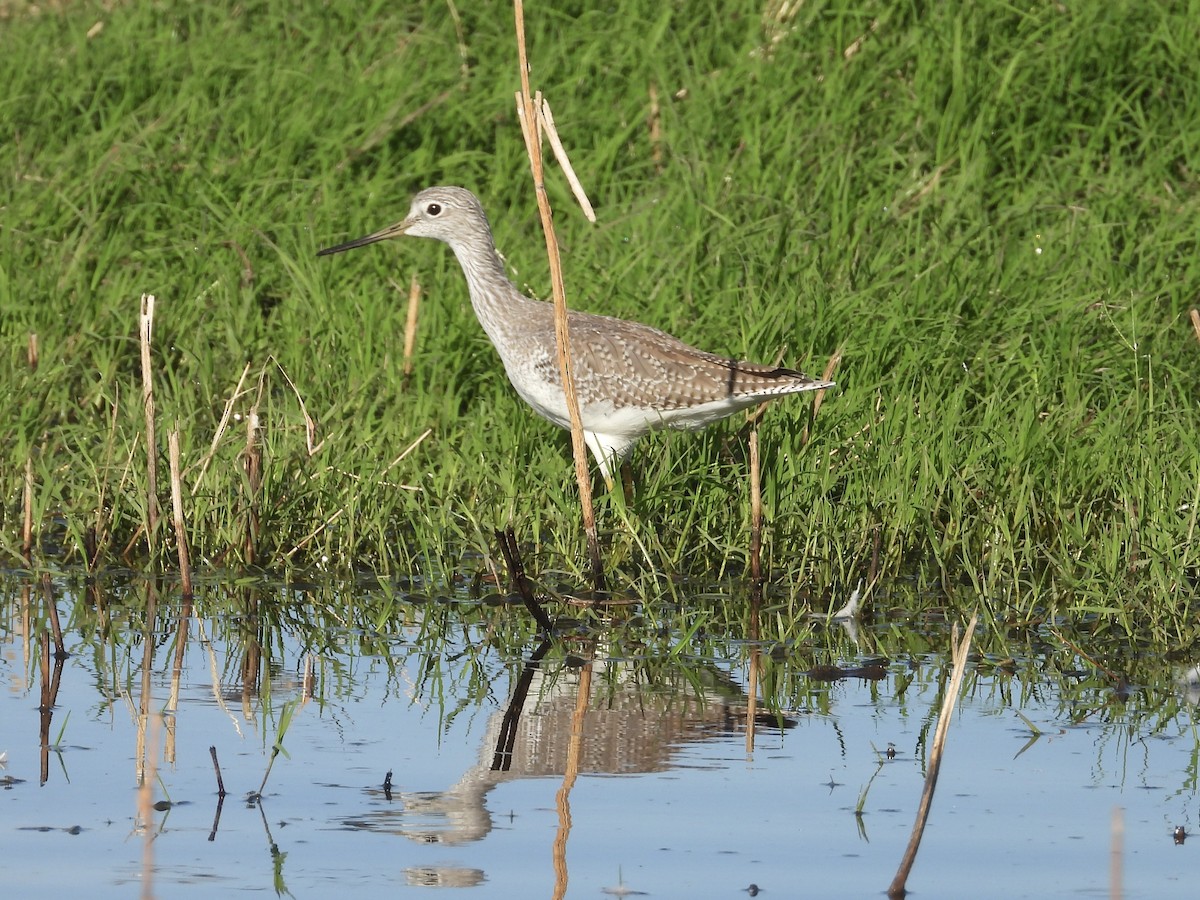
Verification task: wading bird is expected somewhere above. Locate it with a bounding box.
[318,186,833,484]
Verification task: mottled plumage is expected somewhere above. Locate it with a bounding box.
[318,186,834,480]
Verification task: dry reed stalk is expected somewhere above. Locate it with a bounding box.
[1191,308,1200,344]
[27,332,38,369]
[552,655,594,900]
[647,82,663,173]
[168,427,193,601]
[745,580,762,753]
[139,709,159,900]
[801,346,842,446]
[22,457,33,561]
[243,409,262,565]
[165,598,193,767]
[513,0,604,589]
[744,346,788,589]
[135,580,160,900]
[402,272,421,388]
[40,573,67,658]
[139,294,160,546]
[748,422,764,586]
[887,613,978,897]
[38,629,51,785]
[745,644,760,753]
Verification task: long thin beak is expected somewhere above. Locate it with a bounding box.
[316,218,412,256]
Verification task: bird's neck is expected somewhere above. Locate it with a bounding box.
[448,233,542,346]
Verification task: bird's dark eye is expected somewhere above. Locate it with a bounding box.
[426,203,442,216]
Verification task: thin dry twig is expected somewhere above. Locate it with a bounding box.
[538,98,595,222]
[444,0,470,81]
[193,362,253,491]
[888,614,978,897]
[275,358,325,454]
[381,426,434,477]
[802,346,842,446]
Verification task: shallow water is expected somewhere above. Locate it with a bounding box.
[2,577,1197,899]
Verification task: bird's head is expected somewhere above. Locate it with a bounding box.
[317,186,488,257]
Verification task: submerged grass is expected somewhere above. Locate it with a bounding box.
[2,1,1199,626]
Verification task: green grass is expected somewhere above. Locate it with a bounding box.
[2,0,1199,626]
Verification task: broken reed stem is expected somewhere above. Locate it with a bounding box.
[513,0,604,591]
[40,573,67,658]
[745,345,787,588]
[208,745,227,841]
[402,271,421,388]
[887,613,978,898]
[38,629,52,785]
[745,399,766,752]
[139,294,160,547]
[28,332,39,369]
[136,581,160,900]
[1190,309,1200,344]
[22,456,34,561]
[748,419,764,587]
[537,98,595,222]
[210,745,227,797]
[168,427,193,601]
[243,409,262,566]
[745,581,762,754]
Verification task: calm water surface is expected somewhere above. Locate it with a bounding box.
[1,577,1197,898]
